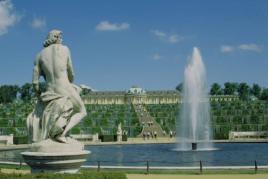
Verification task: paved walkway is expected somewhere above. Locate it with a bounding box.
[127,174,268,179]
[0,138,268,149]
[84,138,268,146]
[0,168,30,174]
[84,137,176,145]
[0,144,29,151]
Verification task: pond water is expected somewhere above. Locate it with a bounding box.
[1,143,268,167]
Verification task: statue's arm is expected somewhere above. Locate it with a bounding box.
[32,54,41,95]
[67,48,75,83]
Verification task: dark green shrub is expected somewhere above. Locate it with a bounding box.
[99,135,116,142]
[71,127,80,134]
[13,136,28,144]
[0,171,126,179]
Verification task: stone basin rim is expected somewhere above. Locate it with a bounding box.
[21,150,90,156]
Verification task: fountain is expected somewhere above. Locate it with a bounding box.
[176,47,214,151]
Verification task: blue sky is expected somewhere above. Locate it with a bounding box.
[0,0,267,91]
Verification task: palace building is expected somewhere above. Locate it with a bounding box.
[82,86,181,105]
[82,86,239,105]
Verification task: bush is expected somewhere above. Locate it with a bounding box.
[13,136,28,144]
[70,127,80,134]
[99,135,116,142]
[122,135,127,141]
[0,171,126,179]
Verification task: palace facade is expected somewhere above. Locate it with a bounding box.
[82,86,239,105]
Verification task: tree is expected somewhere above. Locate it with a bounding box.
[20,83,34,101]
[238,82,250,100]
[175,83,183,92]
[251,83,261,99]
[81,88,92,96]
[210,83,222,95]
[260,88,268,100]
[223,82,238,95]
[0,85,19,103]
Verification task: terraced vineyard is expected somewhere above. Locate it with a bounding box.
[145,100,268,139]
[1,99,268,139]
[78,104,141,137]
[145,104,179,134]
[211,100,268,139]
[0,101,34,136]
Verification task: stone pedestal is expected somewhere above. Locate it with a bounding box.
[21,138,90,173]
[117,134,122,142]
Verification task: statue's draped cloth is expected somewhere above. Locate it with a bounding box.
[27,91,73,143]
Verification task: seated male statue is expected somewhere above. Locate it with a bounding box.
[27,30,87,143]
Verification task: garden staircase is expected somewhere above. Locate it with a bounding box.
[133,104,164,137]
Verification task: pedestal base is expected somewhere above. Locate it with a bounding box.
[22,151,90,173]
[21,138,90,173]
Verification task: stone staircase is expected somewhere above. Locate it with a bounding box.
[133,104,164,137]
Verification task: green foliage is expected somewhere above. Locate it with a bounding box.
[84,104,140,137]
[146,99,268,139]
[0,85,20,103]
[71,127,81,134]
[0,171,126,179]
[81,88,92,96]
[99,135,116,142]
[214,125,230,139]
[91,127,101,134]
[238,82,250,100]
[251,83,262,99]
[20,83,34,102]
[210,82,267,100]
[13,136,28,144]
[260,88,268,100]
[210,83,222,95]
[223,82,238,95]
[175,82,183,92]
[2,81,268,140]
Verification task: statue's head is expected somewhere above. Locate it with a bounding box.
[43,29,63,47]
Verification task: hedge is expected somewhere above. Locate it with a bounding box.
[99,135,128,142]
[13,136,28,144]
[0,171,126,179]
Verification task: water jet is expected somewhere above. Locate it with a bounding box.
[176,47,214,151]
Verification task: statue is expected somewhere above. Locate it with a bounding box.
[22,30,90,173]
[116,123,122,142]
[27,30,87,143]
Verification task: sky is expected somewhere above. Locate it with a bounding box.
[0,0,267,91]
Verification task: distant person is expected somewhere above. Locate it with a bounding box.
[169,131,173,138]
[147,132,150,139]
[143,132,146,140]
[154,131,157,139]
[162,130,166,136]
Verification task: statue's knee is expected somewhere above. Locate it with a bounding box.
[81,107,87,117]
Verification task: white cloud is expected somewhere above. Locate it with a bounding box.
[152,53,162,61]
[220,45,234,53]
[152,30,166,37]
[31,17,46,29]
[96,21,129,31]
[238,43,261,52]
[168,34,180,43]
[0,0,21,35]
[221,43,262,53]
[152,30,183,44]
